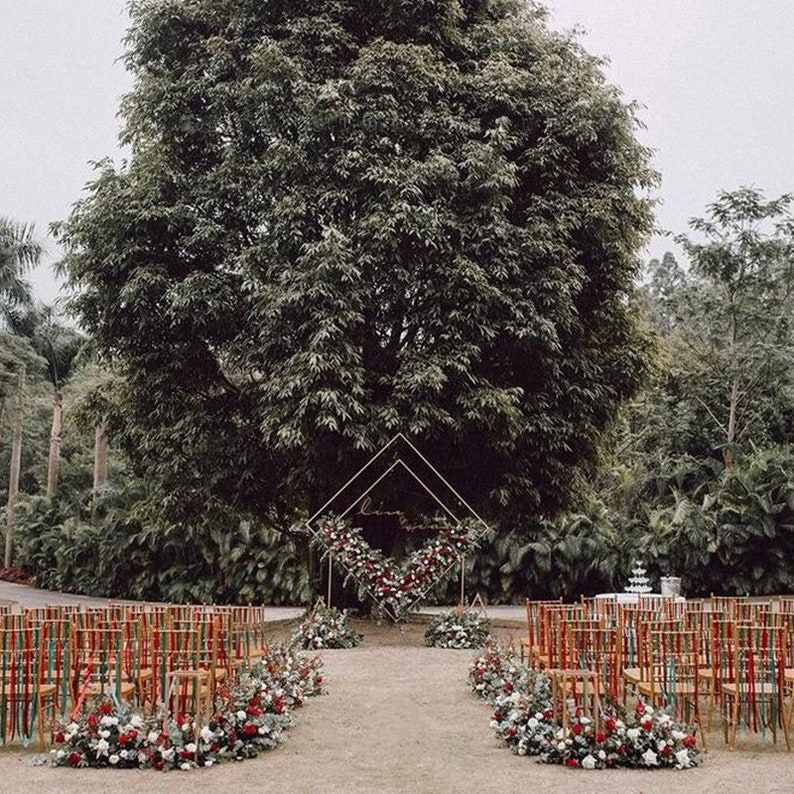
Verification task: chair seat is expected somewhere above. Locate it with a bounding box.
[722,682,789,697]
[81,681,136,698]
[623,667,641,684]
[3,683,57,698]
[638,680,698,697]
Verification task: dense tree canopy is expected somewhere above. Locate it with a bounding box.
[58,0,655,526]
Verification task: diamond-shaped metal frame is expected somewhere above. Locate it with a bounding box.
[304,434,490,620]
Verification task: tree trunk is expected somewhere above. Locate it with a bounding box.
[723,377,739,469]
[93,419,108,491]
[45,393,63,497]
[4,369,25,568]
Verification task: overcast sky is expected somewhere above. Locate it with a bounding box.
[2,0,793,304]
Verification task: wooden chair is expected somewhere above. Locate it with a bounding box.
[70,624,136,714]
[0,617,57,749]
[520,598,562,665]
[153,623,221,729]
[721,625,792,751]
[638,629,705,748]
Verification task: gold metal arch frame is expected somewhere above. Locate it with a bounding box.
[304,434,491,620]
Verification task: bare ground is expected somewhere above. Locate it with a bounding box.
[1,620,792,794]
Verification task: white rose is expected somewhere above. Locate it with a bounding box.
[185,743,197,754]
[642,748,659,766]
[56,749,66,760]
[204,759,214,767]
[237,710,247,721]
[95,738,109,756]
[517,747,527,756]
[258,726,268,735]
[657,739,667,750]
[598,750,606,760]
[109,754,119,765]
[163,747,175,761]
[200,725,213,743]
[489,720,499,729]
[99,730,111,739]
[627,728,641,741]
[100,715,118,727]
[527,718,538,729]
[644,705,654,715]
[675,748,690,767]
[581,754,596,770]
[131,715,144,729]
[67,722,79,733]
[557,741,566,751]
[120,749,129,760]
[147,730,160,744]
[534,712,545,720]
[180,762,192,771]
[580,716,591,725]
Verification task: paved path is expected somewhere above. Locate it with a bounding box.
[0,579,524,625]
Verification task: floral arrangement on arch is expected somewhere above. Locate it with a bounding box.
[424,609,491,649]
[311,515,484,619]
[469,643,702,770]
[52,644,324,771]
[291,603,363,649]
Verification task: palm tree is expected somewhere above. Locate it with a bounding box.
[0,217,40,328]
[10,304,83,497]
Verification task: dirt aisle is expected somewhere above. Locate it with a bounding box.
[1,624,792,793]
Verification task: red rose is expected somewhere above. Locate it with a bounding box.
[641,719,652,731]
[159,731,170,743]
[100,702,112,715]
[118,733,128,746]
[87,714,97,729]
[128,729,138,741]
[635,702,646,715]
[54,732,65,744]
[595,732,606,743]
[154,759,164,771]
[683,735,697,748]
[617,745,627,756]
[604,718,617,732]
[244,723,258,737]
[575,708,582,718]
[504,681,513,693]
[68,752,81,766]
[662,746,672,757]
[180,748,193,759]
[544,710,553,720]
[571,722,582,735]
[567,759,579,767]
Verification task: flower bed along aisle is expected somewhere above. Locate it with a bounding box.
[291,603,362,649]
[468,644,702,770]
[424,609,491,649]
[52,644,324,771]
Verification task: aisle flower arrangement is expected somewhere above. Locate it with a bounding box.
[51,645,324,771]
[291,604,362,649]
[469,643,702,770]
[424,609,491,649]
[310,515,484,619]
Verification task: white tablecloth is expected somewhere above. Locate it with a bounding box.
[594,592,685,604]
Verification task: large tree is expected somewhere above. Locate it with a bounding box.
[57,0,655,528]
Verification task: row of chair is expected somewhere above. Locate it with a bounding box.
[0,603,270,748]
[520,595,794,751]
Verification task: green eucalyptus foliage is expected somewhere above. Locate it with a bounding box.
[56,0,655,532]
